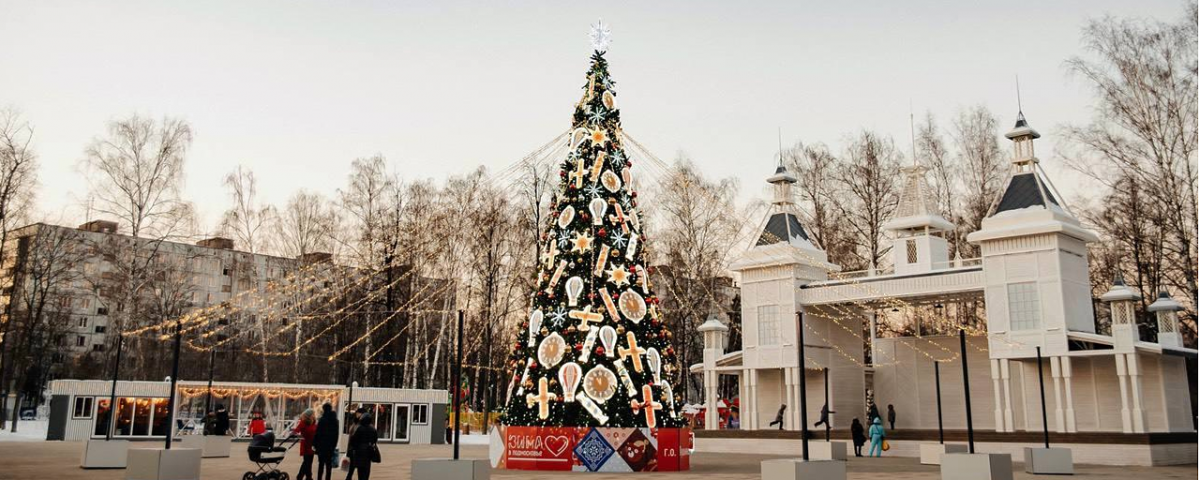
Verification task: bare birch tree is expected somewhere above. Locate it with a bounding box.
[1063,2,1198,343]
[952,106,1006,257]
[835,131,902,271]
[0,108,38,429]
[221,166,275,254]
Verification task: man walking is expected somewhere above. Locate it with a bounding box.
[767,404,786,430]
[813,403,835,428]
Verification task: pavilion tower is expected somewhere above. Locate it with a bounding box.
[729,163,857,431]
[967,111,1100,354]
[883,164,954,275]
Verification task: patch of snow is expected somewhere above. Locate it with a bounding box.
[0,419,47,442]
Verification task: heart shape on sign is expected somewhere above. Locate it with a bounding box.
[544,435,570,457]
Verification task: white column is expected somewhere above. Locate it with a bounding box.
[1061,356,1076,433]
[1050,356,1065,432]
[991,358,1005,432]
[783,367,794,430]
[749,369,759,430]
[792,368,803,430]
[868,311,878,366]
[1126,354,1146,433]
[704,369,719,430]
[1000,360,1014,432]
[1115,354,1132,433]
[826,368,837,429]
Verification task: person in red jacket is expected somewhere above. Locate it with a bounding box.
[248,411,267,436]
[292,409,318,480]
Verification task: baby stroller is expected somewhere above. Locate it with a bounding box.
[244,430,298,480]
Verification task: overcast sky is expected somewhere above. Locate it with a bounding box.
[0,1,1187,231]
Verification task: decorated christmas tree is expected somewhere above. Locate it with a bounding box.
[501,22,683,432]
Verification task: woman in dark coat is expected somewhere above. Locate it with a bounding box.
[346,414,379,480]
[312,403,341,480]
[850,418,866,457]
[214,405,230,436]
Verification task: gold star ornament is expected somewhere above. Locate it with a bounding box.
[588,127,608,147]
[571,231,594,253]
[606,265,630,286]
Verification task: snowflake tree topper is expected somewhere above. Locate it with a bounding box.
[589,19,612,52]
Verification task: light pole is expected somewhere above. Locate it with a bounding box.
[104,333,124,441]
[934,360,944,444]
[958,330,975,453]
[796,311,810,461]
[164,322,183,450]
[1035,347,1050,449]
[452,310,464,460]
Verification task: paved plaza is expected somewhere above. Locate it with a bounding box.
[0,441,1194,480]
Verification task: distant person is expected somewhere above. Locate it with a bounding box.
[248,411,267,436]
[850,418,866,457]
[867,403,880,425]
[346,414,379,480]
[814,403,835,428]
[887,404,896,430]
[348,407,367,437]
[214,404,230,436]
[313,403,340,480]
[202,411,216,435]
[767,404,786,430]
[292,408,318,480]
[729,407,740,429]
[868,417,886,457]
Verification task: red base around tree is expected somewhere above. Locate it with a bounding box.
[492,425,692,472]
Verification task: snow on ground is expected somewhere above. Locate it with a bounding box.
[0,419,47,442]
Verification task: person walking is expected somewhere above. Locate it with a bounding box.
[867,417,886,457]
[813,403,836,428]
[291,409,318,480]
[313,403,340,480]
[887,404,897,430]
[767,404,786,430]
[214,404,230,436]
[850,418,866,457]
[345,414,379,480]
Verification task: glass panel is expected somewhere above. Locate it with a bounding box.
[394,405,409,441]
[132,397,152,436]
[115,398,135,436]
[757,305,780,346]
[1007,282,1041,330]
[94,399,112,437]
[152,398,171,436]
[375,404,392,441]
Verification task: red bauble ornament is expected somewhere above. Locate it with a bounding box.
[598,228,607,237]
[596,346,606,356]
[574,343,583,351]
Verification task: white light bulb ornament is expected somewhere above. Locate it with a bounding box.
[527,309,543,347]
[558,362,582,402]
[646,347,662,383]
[565,276,584,306]
[589,198,608,225]
[599,326,618,357]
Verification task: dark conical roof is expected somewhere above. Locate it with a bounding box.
[755,212,809,246]
[994,172,1059,213]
